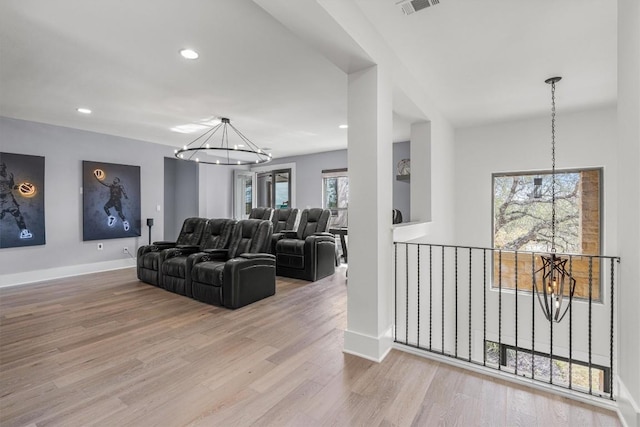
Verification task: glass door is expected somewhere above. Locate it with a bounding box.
[255,168,291,209]
[233,170,255,219]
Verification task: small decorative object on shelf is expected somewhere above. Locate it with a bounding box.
[397,158,410,176]
[396,158,410,182]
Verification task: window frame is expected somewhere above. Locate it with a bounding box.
[490,167,603,301]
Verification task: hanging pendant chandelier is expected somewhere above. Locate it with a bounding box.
[533,77,577,323]
[174,117,272,165]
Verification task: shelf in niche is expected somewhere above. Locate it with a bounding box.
[396,174,410,182]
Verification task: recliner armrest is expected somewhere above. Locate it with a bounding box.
[152,241,176,247]
[280,230,298,239]
[201,248,229,261]
[312,232,334,238]
[176,245,200,253]
[239,253,276,261]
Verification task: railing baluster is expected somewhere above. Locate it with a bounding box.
[394,243,397,342]
[483,249,487,367]
[589,256,593,395]
[417,245,421,349]
[469,248,472,362]
[531,252,536,381]
[569,255,573,391]
[498,250,502,371]
[406,243,409,345]
[429,245,433,351]
[455,247,458,358]
[442,246,445,355]
[515,251,518,375]
[610,258,615,400]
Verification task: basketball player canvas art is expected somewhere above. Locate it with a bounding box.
[0,152,46,249]
[82,161,141,241]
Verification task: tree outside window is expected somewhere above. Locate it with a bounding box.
[322,169,348,227]
[492,169,601,300]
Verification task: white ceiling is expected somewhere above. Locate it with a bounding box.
[0,0,617,159]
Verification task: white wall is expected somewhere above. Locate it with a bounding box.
[616,0,640,423]
[453,106,619,395]
[454,106,618,254]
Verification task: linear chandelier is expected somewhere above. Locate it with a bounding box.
[174,117,272,165]
[533,76,577,323]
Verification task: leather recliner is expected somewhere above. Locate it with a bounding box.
[137,217,207,286]
[189,219,275,309]
[160,218,236,295]
[274,208,335,281]
[270,208,299,253]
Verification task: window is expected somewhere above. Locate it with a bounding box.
[322,169,348,227]
[485,340,610,394]
[492,168,602,299]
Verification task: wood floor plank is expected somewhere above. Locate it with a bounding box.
[0,266,622,427]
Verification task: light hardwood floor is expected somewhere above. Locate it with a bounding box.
[0,267,621,426]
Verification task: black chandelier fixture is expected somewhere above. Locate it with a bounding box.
[533,76,577,323]
[174,117,272,165]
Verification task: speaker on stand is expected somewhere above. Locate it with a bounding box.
[146,218,154,245]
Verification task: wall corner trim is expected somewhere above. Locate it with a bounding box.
[343,326,393,363]
[616,376,640,427]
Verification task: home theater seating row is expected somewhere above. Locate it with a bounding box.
[136,207,336,309]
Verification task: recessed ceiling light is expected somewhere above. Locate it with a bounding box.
[339,124,348,129]
[180,48,199,60]
[77,107,92,114]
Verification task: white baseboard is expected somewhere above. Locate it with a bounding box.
[0,259,136,288]
[343,325,393,363]
[617,376,640,427]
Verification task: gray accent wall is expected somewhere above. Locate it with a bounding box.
[164,157,199,241]
[1,117,167,276]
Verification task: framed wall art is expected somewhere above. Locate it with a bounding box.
[0,152,46,248]
[82,160,141,241]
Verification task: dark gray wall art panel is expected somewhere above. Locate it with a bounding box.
[0,152,46,248]
[83,160,141,241]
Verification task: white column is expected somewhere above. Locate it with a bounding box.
[344,64,394,362]
[410,121,431,222]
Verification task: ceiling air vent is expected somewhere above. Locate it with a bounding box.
[396,0,440,15]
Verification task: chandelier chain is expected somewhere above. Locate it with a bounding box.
[551,80,557,252]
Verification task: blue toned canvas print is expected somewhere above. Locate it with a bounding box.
[0,152,46,248]
[83,160,141,241]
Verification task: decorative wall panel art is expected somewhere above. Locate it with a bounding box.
[0,152,46,248]
[83,160,141,241]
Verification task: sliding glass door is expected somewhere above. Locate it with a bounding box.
[256,169,291,209]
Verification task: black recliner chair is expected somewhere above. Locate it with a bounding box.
[137,217,207,286]
[274,208,335,281]
[160,218,236,295]
[270,208,299,253]
[248,207,273,220]
[189,219,275,309]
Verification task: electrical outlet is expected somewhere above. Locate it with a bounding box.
[123,247,129,254]
[97,243,104,250]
